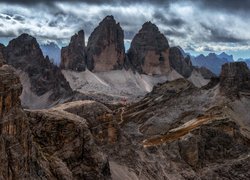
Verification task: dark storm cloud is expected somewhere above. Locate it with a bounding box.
[153,12,185,28]
[201,23,246,43]
[202,46,213,52]
[165,29,187,38]
[2,0,250,10]
[200,0,250,12]
[0,0,171,5]
[1,0,250,52]
[13,15,25,22]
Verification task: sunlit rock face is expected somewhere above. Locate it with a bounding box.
[61,30,86,71]
[86,15,125,72]
[127,21,171,75]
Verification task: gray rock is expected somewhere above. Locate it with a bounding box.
[61,30,86,71]
[127,21,171,75]
[86,15,125,72]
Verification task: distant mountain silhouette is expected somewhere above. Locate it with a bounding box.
[191,52,234,75]
[40,42,61,65]
[237,58,250,68]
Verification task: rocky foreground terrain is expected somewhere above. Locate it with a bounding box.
[1,40,250,180]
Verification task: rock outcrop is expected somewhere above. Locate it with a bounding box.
[0,65,111,179]
[26,108,111,180]
[220,62,250,96]
[60,76,250,179]
[86,16,125,72]
[61,30,86,71]
[0,65,38,179]
[169,47,193,78]
[194,66,217,79]
[0,65,22,117]
[0,43,6,66]
[127,21,171,75]
[4,34,72,103]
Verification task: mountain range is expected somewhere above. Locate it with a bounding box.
[0,15,250,180]
[40,42,61,65]
[37,34,250,78]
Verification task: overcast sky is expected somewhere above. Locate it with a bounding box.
[0,0,250,59]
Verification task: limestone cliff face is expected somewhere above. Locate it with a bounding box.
[220,62,250,96]
[127,22,171,75]
[61,30,86,71]
[86,15,125,72]
[4,34,72,101]
[0,65,22,117]
[169,47,193,78]
[0,65,111,180]
[0,43,6,66]
[0,65,35,179]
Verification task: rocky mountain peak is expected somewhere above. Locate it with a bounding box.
[169,46,193,78]
[218,52,234,62]
[100,15,115,23]
[5,34,72,107]
[141,21,160,32]
[61,30,86,71]
[70,30,85,47]
[127,22,170,75]
[86,15,125,72]
[7,33,43,62]
[220,62,250,96]
[208,53,217,58]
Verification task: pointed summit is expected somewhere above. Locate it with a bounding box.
[86,15,125,72]
[5,33,72,106]
[61,30,86,71]
[169,47,193,78]
[127,22,170,75]
[141,21,160,32]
